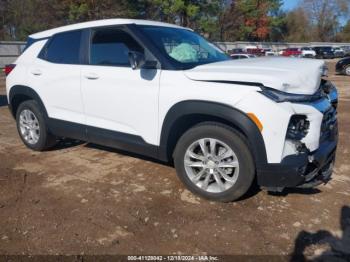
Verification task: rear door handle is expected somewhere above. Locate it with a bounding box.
[31,69,42,76]
[84,73,99,80]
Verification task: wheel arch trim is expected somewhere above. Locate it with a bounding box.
[8,85,48,118]
[159,100,268,166]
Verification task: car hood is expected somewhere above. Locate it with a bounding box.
[184,57,325,95]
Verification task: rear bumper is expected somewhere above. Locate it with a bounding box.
[302,54,315,58]
[257,129,338,189]
[322,54,334,59]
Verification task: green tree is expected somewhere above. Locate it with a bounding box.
[53,0,140,23]
[5,0,349,43]
[0,0,62,40]
[145,0,199,26]
[142,0,226,40]
[0,0,141,40]
[235,0,284,41]
[196,0,224,39]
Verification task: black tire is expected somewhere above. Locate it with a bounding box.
[16,100,57,151]
[173,122,255,202]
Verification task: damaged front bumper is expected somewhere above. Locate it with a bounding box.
[257,80,338,191]
[257,129,337,191]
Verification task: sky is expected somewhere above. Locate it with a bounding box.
[282,0,299,11]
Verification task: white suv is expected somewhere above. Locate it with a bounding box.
[5,19,338,202]
[301,47,316,58]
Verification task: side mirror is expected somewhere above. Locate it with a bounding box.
[142,60,158,69]
[128,51,145,70]
[128,51,158,70]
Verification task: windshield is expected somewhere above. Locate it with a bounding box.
[139,25,230,69]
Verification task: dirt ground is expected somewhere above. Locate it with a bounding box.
[0,60,349,260]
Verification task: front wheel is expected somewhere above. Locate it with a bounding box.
[16,100,57,151]
[345,65,350,76]
[173,123,255,202]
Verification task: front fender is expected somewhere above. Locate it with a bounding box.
[159,100,267,167]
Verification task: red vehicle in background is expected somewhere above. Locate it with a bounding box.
[246,47,265,56]
[282,48,302,57]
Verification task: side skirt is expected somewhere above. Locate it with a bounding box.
[47,118,159,159]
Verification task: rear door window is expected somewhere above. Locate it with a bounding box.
[41,30,82,64]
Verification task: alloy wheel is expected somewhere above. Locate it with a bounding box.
[19,109,40,145]
[345,66,350,76]
[184,138,240,193]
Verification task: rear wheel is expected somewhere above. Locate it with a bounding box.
[16,100,57,151]
[174,122,255,202]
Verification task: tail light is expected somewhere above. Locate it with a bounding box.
[3,64,16,76]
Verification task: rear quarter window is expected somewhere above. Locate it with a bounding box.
[24,37,37,51]
[39,30,82,64]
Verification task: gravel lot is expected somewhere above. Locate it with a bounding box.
[0,60,349,260]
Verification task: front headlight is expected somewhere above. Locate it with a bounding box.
[259,86,323,103]
[286,115,310,140]
[322,81,338,109]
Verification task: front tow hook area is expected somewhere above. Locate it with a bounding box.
[297,158,335,189]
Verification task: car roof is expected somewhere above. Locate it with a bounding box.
[29,18,188,39]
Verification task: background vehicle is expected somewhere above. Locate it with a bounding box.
[282,48,302,57]
[264,48,275,56]
[301,47,316,58]
[278,49,286,56]
[5,19,338,202]
[229,48,245,54]
[231,54,256,59]
[333,47,345,58]
[336,57,350,76]
[313,46,335,59]
[245,46,265,56]
[341,46,350,57]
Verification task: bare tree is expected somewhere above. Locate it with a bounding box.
[301,0,349,41]
[284,7,312,42]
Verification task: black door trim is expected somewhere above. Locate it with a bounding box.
[47,118,158,159]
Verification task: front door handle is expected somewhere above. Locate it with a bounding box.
[31,69,42,76]
[84,73,99,80]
